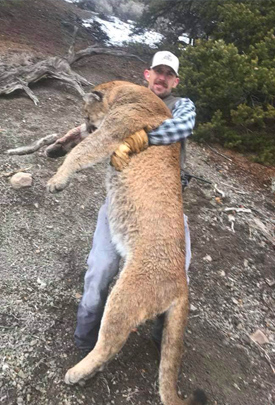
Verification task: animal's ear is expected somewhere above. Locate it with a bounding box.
[92,91,103,102]
[83,93,95,104]
[83,91,103,103]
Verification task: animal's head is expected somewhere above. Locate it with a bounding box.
[83,90,107,132]
[83,81,128,133]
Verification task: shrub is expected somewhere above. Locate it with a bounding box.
[178,35,275,165]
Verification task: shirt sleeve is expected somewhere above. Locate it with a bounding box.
[148,98,196,145]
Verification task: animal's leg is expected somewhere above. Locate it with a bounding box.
[64,276,152,385]
[64,336,125,385]
[159,298,207,405]
[47,128,121,193]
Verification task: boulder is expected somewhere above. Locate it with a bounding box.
[10,172,33,189]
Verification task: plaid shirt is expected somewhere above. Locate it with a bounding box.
[148,98,196,145]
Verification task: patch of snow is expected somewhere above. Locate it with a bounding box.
[83,15,163,48]
[63,2,189,47]
[178,34,190,45]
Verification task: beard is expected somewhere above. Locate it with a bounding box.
[152,82,171,98]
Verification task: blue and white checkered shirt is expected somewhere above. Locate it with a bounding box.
[148,98,196,145]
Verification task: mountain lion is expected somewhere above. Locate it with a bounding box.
[47,81,207,405]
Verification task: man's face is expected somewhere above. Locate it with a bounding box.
[144,65,179,98]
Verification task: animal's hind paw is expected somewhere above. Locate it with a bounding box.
[64,367,86,385]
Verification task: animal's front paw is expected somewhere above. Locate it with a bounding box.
[47,174,69,193]
[64,366,86,385]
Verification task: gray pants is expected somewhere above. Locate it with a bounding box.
[75,200,191,350]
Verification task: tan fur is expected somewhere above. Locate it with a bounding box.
[47,81,206,405]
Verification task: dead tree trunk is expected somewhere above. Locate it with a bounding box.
[0,57,91,105]
[0,27,146,105]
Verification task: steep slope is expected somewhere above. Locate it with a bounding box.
[0,0,93,56]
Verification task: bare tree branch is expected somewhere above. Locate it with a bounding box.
[6,134,59,155]
[72,45,146,64]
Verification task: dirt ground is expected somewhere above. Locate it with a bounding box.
[0,1,274,405]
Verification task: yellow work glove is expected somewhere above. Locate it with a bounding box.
[111,130,149,171]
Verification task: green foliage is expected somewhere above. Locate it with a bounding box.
[137,0,221,44]
[194,110,275,165]
[138,0,275,48]
[213,1,275,52]
[231,104,275,128]
[178,40,250,121]
[178,31,275,165]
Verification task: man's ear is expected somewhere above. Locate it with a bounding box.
[144,69,150,82]
[173,77,180,88]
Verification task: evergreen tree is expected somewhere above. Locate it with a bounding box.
[137,0,225,45]
[178,31,275,164]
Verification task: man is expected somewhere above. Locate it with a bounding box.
[73,51,196,355]
[47,51,196,354]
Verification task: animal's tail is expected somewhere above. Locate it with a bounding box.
[158,297,207,405]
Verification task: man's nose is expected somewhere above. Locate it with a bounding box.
[156,71,166,81]
[158,73,166,80]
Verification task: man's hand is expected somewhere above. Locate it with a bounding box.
[111,130,149,171]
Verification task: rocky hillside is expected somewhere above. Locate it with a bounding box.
[0,0,94,56]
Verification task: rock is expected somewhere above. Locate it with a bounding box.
[265,278,275,287]
[203,255,212,262]
[222,338,230,346]
[2,364,9,371]
[10,172,32,189]
[17,370,26,379]
[37,277,47,289]
[250,329,269,345]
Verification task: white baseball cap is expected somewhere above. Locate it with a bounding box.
[150,51,179,76]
